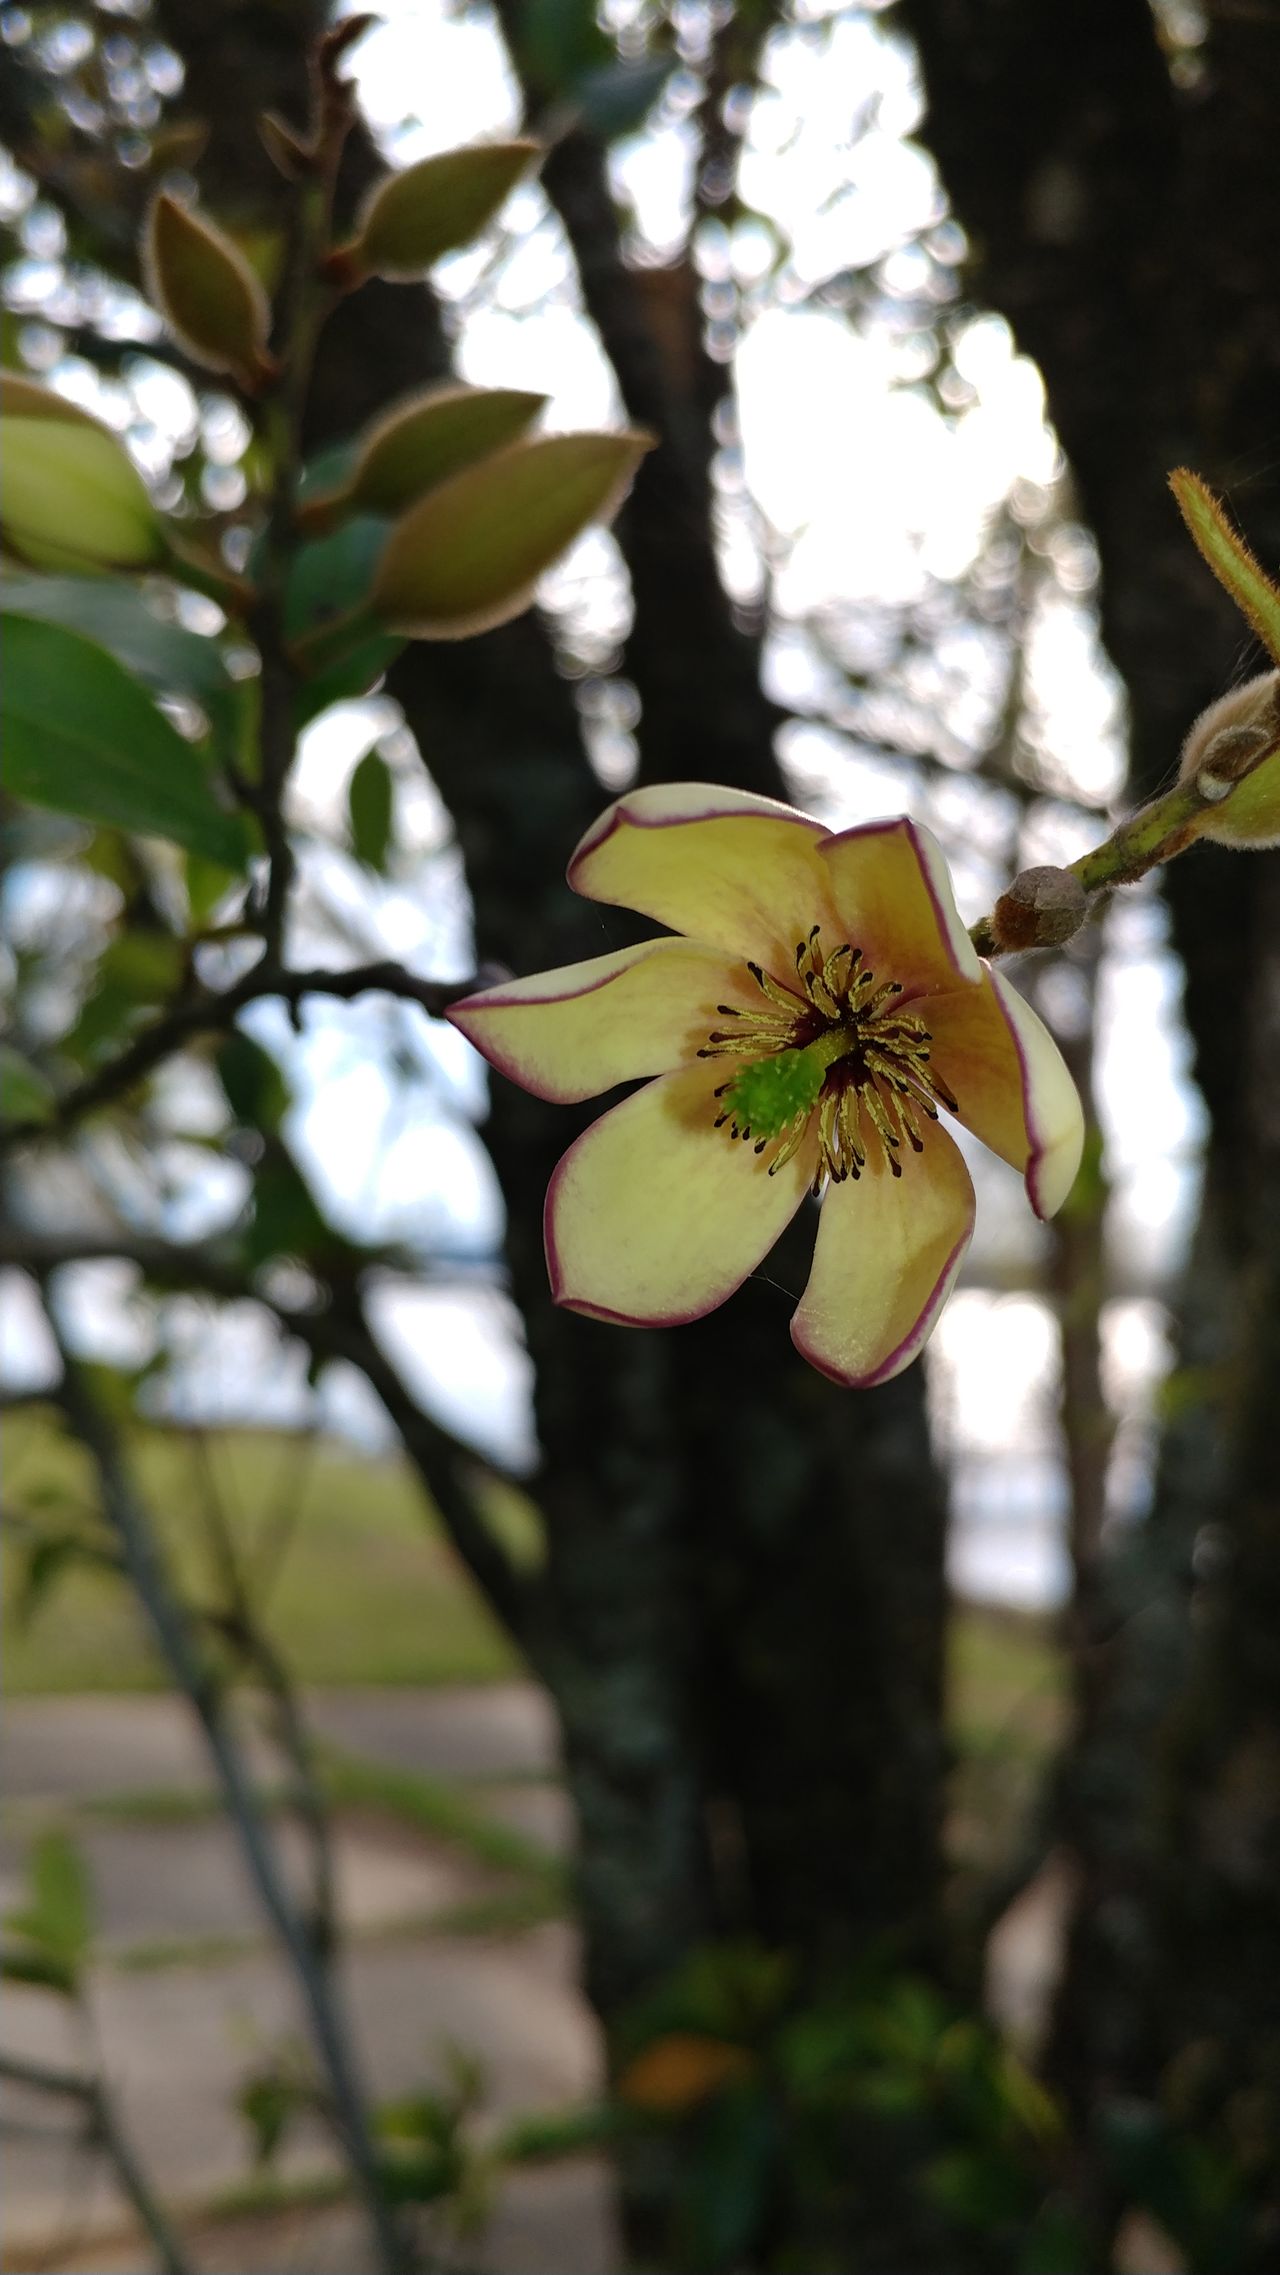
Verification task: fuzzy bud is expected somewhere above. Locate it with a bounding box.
[143,191,277,391]
[0,406,163,573]
[1179,670,1280,849]
[990,866,1088,953]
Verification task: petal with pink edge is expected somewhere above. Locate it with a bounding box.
[926,967,1084,1219]
[567,781,842,978]
[816,816,982,999]
[545,1061,818,1326]
[790,1128,975,1388]
[447,937,742,1103]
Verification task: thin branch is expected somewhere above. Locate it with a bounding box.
[0,958,475,1155]
[38,1303,413,2275]
[0,1220,534,1650]
[279,1286,538,1651]
[0,2052,194,2275]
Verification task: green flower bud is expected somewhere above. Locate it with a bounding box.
[0,414,163,574]
[1179,670,1280,849]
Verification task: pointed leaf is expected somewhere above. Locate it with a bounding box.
[144,190,276,388]
[344,141,539,280]
[348,747,395,870]
[0,419,162,572]
[0,1044,56,1126]
[1,575,237,754]
[372,428,653,638]
[1170,469,1280,665]
[347,383,548,516]
[1,612,249,865]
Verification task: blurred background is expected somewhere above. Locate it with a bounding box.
[1,2,1278,2270]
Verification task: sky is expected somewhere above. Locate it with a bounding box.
[0,0,1209,1605]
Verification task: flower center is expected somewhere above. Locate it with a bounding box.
[699,927,958,1189]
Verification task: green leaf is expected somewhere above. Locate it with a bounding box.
[347,384,548,517]
[0,575,238,755]
[574,56,674,140]
[0,1043,55,1126]
[346,141,539,280]
[1,1941,77,1995]
[283,514,390,642]
[1,613,249,866]
[217,1033,289,1134]
[1170,469,1280,665]
[372,428,653,639]
[283,515,403,724]
[5,1831,94,1983]
[348,748,395,871]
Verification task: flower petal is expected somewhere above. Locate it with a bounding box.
[926,967,1084,1218]
[545,1061,819,1326]
[790,1129,975,1388]
[567,782,842,976]
[816,816,982,996]
[447,937,742,1102]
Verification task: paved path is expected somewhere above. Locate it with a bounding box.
[1,1684,614,2274]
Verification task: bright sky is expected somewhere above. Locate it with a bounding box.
[1,0,1205,1606]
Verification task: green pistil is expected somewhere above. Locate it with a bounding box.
[717,1030,848,1141]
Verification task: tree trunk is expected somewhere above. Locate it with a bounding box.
[904,0,1280,2211]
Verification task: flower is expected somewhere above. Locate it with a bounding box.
[447,784,1085,1388]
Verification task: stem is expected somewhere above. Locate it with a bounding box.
[969,728,1280,959]
[248,171,339,967]
[0,2052,194,2275]
[0,958,471,1154]
[40,1304,413,2275]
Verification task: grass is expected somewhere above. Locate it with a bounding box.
[2,1409,521,1692]
[3,1410,1066,1783]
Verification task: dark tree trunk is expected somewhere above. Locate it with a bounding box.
[903,0,1280,2207]
[160,0,950,2109]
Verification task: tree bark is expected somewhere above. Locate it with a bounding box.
[904,0,1280,2195]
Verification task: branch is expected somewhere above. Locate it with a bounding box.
[0,958,476,1154]
[282,1285,538,1651]
[37,1303,412,2275]
[1,1220,535,1651]
[0,2052,193,2275]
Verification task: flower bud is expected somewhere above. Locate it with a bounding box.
[0,409,163,573]
[1179,670,1280,849]
[990,866,1088,953]
[333,141,538,283]
[143,190,277,391]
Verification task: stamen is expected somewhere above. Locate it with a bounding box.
[702,921,958,1182]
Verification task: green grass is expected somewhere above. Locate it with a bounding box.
[4,1409,1064,1772]
[2,1409,521,1693]
[948,1601,1066,1761]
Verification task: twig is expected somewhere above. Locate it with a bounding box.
[0,959,475,1154]
[0,2051,194,2275]
[38,1302,413,2275]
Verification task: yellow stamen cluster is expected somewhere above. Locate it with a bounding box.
[699,927,958,1190]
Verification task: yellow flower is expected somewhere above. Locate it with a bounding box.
[448,785,1084,1387]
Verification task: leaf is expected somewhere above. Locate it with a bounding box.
[217,1033,289,1133]
[574,56,674,140]
[1,613,249,866]
[1,419,162,573]
[348,747,395,870]
[0,576,237,756]
[372,428,653,638]
[345,141,539,280]
[347,384,548,517]
[144,190,275,388]
[5,1831,94,1985]
[616,2032,754,2114]
[283,515,403,724]
[0,1043,55,1126]
[1170,469,1280,666]
[283,514,391,643]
